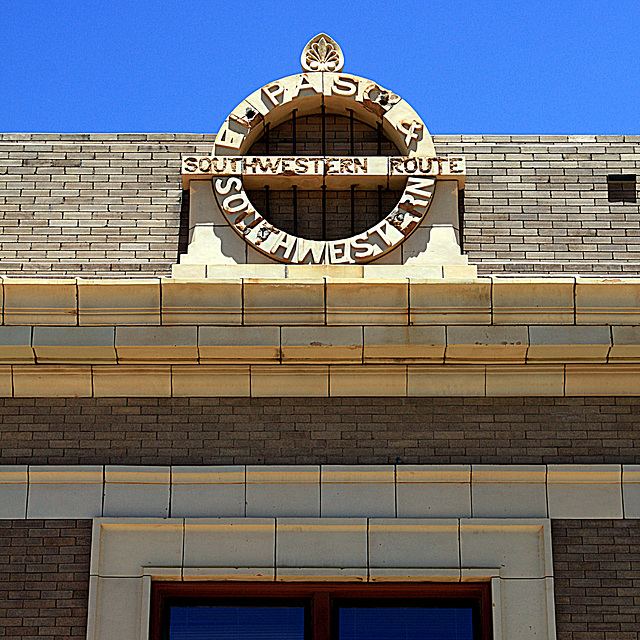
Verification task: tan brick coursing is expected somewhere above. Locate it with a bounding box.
[552,519,640,640]
[0,133,216,278]
[2,133,639,277]
[1,396,640,466]
[440,135,640,276]
[0,519,91,639]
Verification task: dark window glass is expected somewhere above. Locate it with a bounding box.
[338,606,474,640]
[154,584,490,640]
[607,174,637,203]
[168,606,306,640]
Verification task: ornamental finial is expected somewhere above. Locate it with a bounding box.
[301,33,344,72]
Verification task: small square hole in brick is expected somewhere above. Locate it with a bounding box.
[607,174,637,203]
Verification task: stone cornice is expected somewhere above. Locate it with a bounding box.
[0,274,639,396]
[0,274,639,326]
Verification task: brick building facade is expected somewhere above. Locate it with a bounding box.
[1,36,639,640]
[2,132,639,277]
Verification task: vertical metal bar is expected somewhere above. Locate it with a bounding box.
[322,185,327,240]
[293,185,298,237]
[265,122,270,224]
[321,105,326,240]
[349,109,354,156]
[377,122,382,156]
[350,185,355,236]
[321,104,326,156]
[292,109,297,155]
[265,185,270,219]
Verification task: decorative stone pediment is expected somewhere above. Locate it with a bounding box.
[174,35,471,277]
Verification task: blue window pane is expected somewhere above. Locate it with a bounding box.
[339,607,474,640]
[169,606,306,640]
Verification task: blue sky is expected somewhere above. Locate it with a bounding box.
[1,0,639,134]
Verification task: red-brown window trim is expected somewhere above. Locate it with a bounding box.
[151,581,493,640]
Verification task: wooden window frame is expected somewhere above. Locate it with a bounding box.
[151,581,492,640]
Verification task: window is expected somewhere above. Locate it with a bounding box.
[152,583,492,640]
[167,602,307,640]
[607,174,637,203]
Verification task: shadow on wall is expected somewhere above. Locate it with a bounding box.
[458,188,465,254]
[178,189,190,257]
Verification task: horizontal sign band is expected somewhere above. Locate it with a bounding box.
[182,155,465,189]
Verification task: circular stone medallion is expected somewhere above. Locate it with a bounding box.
[181,36,466,264]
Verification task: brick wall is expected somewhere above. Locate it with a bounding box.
[247,114,398,156]
[1,132,638,277]
[0,133,215,278]
[1,397,639,466]
[246,186,404,241]
[552,519,640,640]
[0,519,91,639]
[440,135,640,276]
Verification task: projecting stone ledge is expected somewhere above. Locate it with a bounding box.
[3,275,640,327]
[171,264,478,279]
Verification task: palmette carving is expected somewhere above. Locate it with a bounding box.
[301,33,344,72]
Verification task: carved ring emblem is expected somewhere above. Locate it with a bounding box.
[181,36,465,264]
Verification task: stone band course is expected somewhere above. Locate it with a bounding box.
[0,463,635,520]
